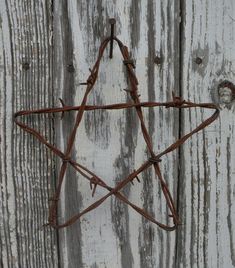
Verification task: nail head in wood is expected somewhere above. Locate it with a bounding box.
[195,57,202,65]
[67,64,75,73]
[22,62,30,70]
[154,56,162,65]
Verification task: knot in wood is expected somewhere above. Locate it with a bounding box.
[218,80,235,95]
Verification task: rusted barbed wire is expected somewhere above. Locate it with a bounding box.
[14,33,219,231]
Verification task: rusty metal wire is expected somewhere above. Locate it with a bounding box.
[14,33,219,231]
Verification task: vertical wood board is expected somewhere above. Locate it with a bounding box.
[0,0,58,267]
[53,1,180,267]
[177,1,235,267]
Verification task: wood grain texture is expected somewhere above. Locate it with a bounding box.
[2,0,234,267]
[176,0,235,267]
[53,0,180,267]
[0,0,58,267]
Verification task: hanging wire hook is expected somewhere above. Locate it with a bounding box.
[109,18,116,59]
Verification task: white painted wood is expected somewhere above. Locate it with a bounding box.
[176,1,235,267]
[53,0,180,267]
[0,0,58,267]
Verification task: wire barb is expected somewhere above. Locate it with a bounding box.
[148,156,162,164]
[166,91,186,108]
[123,59,136,68]
[59,98,66,119]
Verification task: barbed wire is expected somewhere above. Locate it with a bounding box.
[14,35,219,231]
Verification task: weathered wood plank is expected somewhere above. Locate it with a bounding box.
[177,1,235,267]
[53,1,180,267]
[0,0,58,267]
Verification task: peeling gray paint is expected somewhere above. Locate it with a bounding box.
[138,169,156,268]
[130,0,141,49]
[84,93,111,149]
[226,137,235,266]
[139,1,156,267]
[60,1,83,266]
[111,102,138,268]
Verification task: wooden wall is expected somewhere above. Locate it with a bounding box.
[0,0,234,267]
